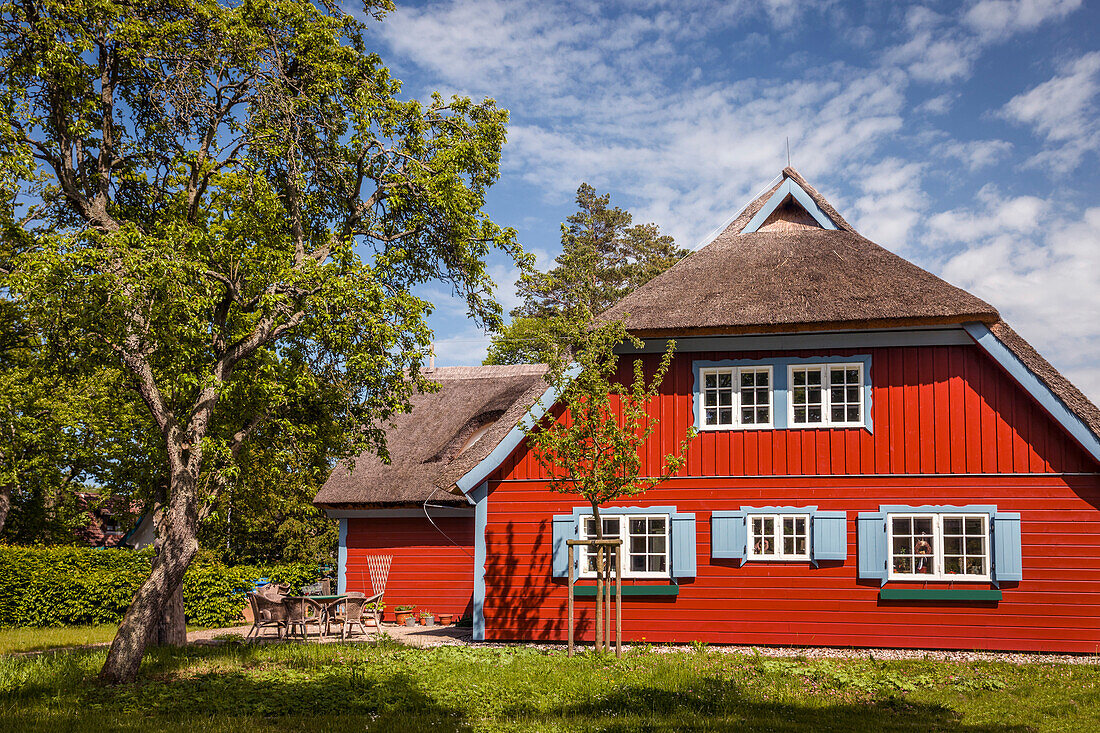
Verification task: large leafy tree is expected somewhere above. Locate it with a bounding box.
[486,183,686,365]
[0,0,522,682]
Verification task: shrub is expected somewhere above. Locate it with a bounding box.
[0,546,322,628]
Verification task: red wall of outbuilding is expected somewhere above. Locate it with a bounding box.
[480,344,1100,652]
[345,516,474,620]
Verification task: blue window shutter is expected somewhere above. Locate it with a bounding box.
[671,513,697,578]
[552,514,576,578]
[992,512,1023,584]
[856,512,888,586]
[811,511,847,563]
[710,511,747,564]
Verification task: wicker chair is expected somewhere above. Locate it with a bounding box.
[245,592,288,640]
[283,596,324,639]
[324,592,372,640]
[258,582,290,599]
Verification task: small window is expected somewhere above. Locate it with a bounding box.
[580,514,669,578]
[700,366,773,429]
[888,513,989,581]
[748,513,810,561]
[789,363,864,427]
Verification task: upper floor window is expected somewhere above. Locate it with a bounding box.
[700,366,773,429]
[789,363,864,427]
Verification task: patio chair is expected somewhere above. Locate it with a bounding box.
[245,592,288,640]
[258,582,289,599]
[324,592,372,640]
[283,596,325,639]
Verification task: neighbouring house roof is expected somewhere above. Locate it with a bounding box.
[314,364,549,507]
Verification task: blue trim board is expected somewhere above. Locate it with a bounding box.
[964,322,1100,465]
[614,328,973,355]
[456,365,581,494]
[692,355,873,433]
[471,482,488,642]
[337,518,347,594]
[879,504,998,516]
[570,505,678,519]
[742,178,838,233]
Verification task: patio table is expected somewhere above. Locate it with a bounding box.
[305,595,347,635]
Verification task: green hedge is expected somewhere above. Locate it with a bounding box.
[0,546,322,628]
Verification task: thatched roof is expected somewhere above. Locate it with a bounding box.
[314,364,548,507]
[600,227,1000,336]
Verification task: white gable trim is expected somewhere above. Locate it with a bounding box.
[964,322,1100,465]
[742,178,838,233]
[455,365,581,494]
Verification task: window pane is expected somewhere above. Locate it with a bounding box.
[630,518,645,534]
[706,408,717,424]
[892,517,911,534]
[794,407,806,423]
[832,406,845,422]
[757,371,769,386]
[847,406,859,422]
[795,536,807,555]
[967,557,986,575]
[944,556,962,574]
[719,408,732,424]
[893,556,912,574]
[783,536,795,555]
[943,517,962,534]
[965,517,984,534]
[846,369,858,382]
[648,518,665,534]
[631,556,645,572]
[649,556,666,572]
[719,391,732,406]
[793,371,807,386]
[965,537,984,555]
[705,373,716,388]
[741,371,754,387]
[808,370,822,385]
[943,536,962,555]
[584,518,596,535]
[705,391,717,407]
[648,536,665,553]
[718,372,732,388]
[831,386,844,402]
[604,519,620,535]
[757,407,770,423]
[742,408,755,424]
[914,517,933,535]
[847,386,859,402]
[808,407,822,422]
[892,537,911,554]
[809,387,821,402]
[630,536,645,553]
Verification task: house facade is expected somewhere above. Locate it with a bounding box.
[315,168,1100,653]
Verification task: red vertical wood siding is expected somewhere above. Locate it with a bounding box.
[345,517,474,618]
[488,345,1097,481]
[483,475,1100,652]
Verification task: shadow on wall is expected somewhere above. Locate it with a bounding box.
[485,518,582,642]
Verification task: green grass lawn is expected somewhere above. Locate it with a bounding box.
[0,640,1097,732]
[0,625,120,654]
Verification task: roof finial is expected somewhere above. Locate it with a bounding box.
[786,137,791,168]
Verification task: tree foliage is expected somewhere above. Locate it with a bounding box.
[486,183,686,365]
[0,0,522,681]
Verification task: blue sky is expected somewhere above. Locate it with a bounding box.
[364,0,1100,402]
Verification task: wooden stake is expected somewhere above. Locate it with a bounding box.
[567,544,575,657]
[615,543,622,658]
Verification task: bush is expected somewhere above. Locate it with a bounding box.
[0,545,322,628]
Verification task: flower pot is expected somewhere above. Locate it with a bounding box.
[395,611,413,625]
[421,617,435,626]
[438,614,454,625]
[405,617,417,626]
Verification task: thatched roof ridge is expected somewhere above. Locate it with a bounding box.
[314,364,548,507]
[600,228,999,336]
[723,167,856,236]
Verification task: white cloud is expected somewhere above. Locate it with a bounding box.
[963,0,1082,40]
[931,193,1100,403]
[941,139,1014,171]
[849,158,927,250]
[1001,51,1100,172]
[915,93,956,115]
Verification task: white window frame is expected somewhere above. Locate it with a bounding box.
[746,513,811,561]
[698,365,774,431]
[579,513,670,579]
[787,362,864,428]
[886,513,990,582]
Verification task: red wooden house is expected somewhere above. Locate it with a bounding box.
[314,168,1100,652]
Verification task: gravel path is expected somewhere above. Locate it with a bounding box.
[188,624,1100,666]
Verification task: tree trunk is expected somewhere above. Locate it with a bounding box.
[152,584,187,646]
[0,482,11,535]
[100,474,199,683]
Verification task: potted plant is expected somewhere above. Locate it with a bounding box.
[394,605,415,626]
[420,611,435,626]
[437,612,454,625]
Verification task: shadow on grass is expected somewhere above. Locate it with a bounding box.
[501,677,1036,732]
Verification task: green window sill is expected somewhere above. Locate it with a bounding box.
[572,584,679,597]
[879,588,1001,601]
